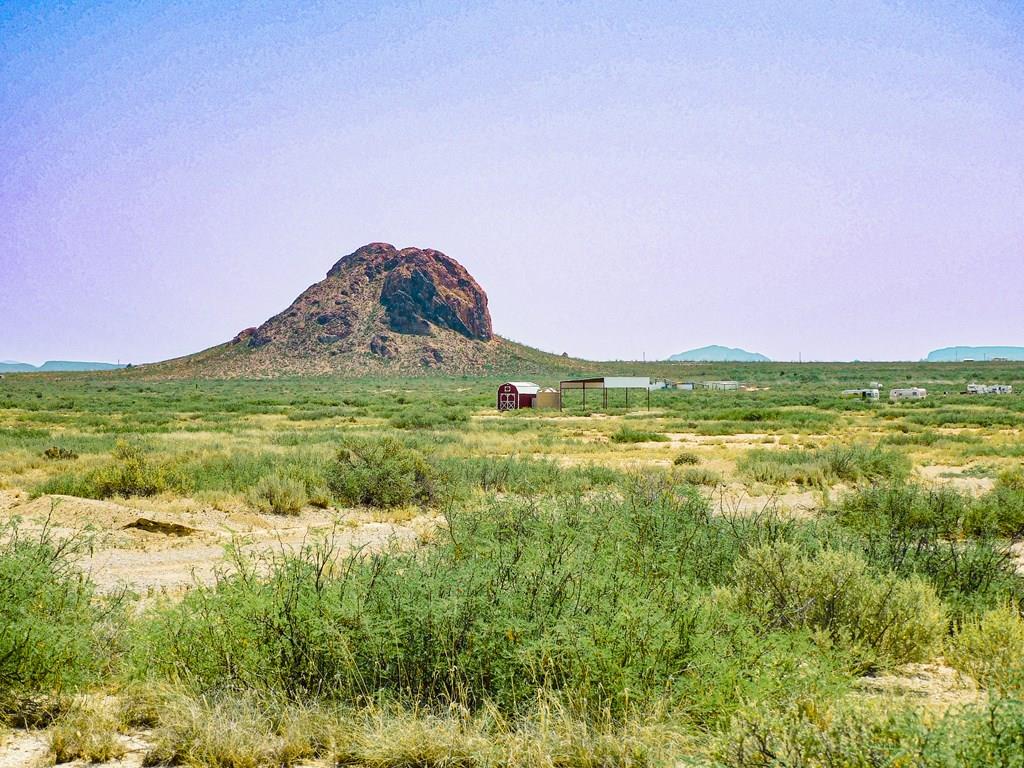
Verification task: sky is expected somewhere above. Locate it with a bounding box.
[2,0,1022,364]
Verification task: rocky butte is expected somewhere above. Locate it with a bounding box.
[151,243,569,377]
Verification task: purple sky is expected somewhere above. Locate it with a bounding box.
[2,1,1022,364]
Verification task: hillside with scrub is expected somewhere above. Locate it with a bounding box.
[1,361,1024,766]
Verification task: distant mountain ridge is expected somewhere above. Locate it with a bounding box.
[0,360,126,373]
[669,345,770,362]
[926,346,1024,362]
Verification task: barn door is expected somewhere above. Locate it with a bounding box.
[498,391,518,410]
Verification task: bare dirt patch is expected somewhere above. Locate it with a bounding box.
[1,494,425,595]
[854,662,983,714]
[917,465,995,495]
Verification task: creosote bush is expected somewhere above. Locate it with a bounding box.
[738,444,909,488]
[829,482,1023,612]
[0,521,120,720]
[610,427,669,444]
[132,482,849,724]
[947,604,1024,694]
[38,440,175,499]
[733,543,945,669]
[326,435,439,508]
[720,697,1024,768]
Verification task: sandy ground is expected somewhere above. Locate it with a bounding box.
[854,662,982,713]
[0,489,426,596]
[916,465,996,494]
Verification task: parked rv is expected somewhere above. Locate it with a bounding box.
[842,388,880,401]
[889,387,927,402]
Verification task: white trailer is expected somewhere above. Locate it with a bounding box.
[890,387,927,401]
[842,388,880,401]
[966,383,1013,395]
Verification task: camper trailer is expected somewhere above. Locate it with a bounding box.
[842,388,880,401]
[966,383,1013,395]
[889,387,927,402]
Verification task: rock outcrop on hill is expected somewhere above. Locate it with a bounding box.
[148,243,572,377]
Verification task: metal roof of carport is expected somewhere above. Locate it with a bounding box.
[559,376,651,389]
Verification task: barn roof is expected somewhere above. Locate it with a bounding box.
[505,381,540,393]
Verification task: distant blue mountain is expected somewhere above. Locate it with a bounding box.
[0,360,126,373]
[669,345,770,362]
[926,346,1024,362]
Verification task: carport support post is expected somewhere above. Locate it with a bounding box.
[603,388,607,408]
[647,387,650,410]
[583,381,586,408]
[625,387,629,408]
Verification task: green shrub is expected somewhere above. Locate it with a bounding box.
[37,440,175,499]
[720,698,1024,768]
[965,486,1024,537]
[440,456,619,497]
[0,522,120,719]
[326,436,439,508]
[131,483,843,722]
[389,407,470,430]
[965,469,1024,537]
[831,483,968,537]
[247,474,308,516]
[93,441,171,497]
[738,444,909,488]
[733,543,945,669]
[947,604,1024,693]
[998,466,1024,491]
[830,483,1023,612]
[673,451,701,466]
[610,427,669,443]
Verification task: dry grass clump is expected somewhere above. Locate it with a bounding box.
[143,695,338,768]
[678,467,722,486]
[49,698,126,764]
[245,473,307,515]
[139,694,689,768]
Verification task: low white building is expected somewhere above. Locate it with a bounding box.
[676,382,696,391]
[842,388,880,401]
[890,387,927,402]
[704,380,740,391]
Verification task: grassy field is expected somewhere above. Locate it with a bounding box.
[1,362,1023,766]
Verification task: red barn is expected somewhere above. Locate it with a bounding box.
[497,381,540,411]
